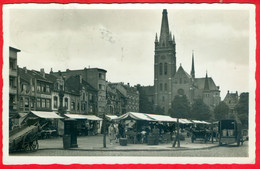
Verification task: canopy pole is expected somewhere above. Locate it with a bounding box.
[103,113,107,148]
[172,118,180,148]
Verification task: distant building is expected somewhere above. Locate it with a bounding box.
[154,9,221,114]
[108,82,139,113]
[52,68,107,116]
[223,91,239,112]
[9,47,20,117]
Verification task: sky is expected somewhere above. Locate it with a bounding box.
[7,5,252,100]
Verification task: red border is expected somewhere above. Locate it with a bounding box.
[0,0,258,168]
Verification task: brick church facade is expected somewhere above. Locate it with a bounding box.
[154,9,221,114]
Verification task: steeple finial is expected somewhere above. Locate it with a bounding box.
[191,50,195,78]
[155,33,158,42]
[204,71,209,90]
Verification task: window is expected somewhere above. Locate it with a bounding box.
[162,96,165,102]
[31,99,34,108]
[46,99,50,108]
[42,84,46,92]
[31,85,35,92]
[77,103,80,111]
[164,63,167,75]
[22,84,26,92]
[64,98,68,109]
[20,97,23,108]
[180,78,182,84]
[46,85,50,93]
[164,83,168,91]
[81,103,86,111]
[25,98,29,108]
[54,96,58,108]
[99,84,102,90]
[99,73,104,79]
[71,102,75,110]
[37,84,41,92]
[159,63,163,75]
[37,99,41,108]
[9,78,14,88]
[160,83,163,91]
[42,99,46,108]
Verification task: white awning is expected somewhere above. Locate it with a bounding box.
[31,111,63,119]
[106,115,118,120]
[192,120,210,124]
[179,119,193,124]
[145,114,177,122]
[116,112,153,121]
[65,114,102,121]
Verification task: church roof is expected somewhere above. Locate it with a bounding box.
[194,77,219,91]
[174,65,191,79]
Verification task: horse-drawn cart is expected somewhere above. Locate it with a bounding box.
[9,122,41,153]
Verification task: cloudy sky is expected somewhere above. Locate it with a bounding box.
[7,4,253,99]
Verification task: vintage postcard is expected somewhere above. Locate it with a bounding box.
[2,3,256,164]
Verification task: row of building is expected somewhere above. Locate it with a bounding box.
[9,47,139,121]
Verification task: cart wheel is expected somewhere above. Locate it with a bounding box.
[23,142,30,152]
[30,140,39,151]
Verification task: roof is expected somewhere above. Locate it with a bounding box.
[194,77,219,91]
[65,114,102,121]
[174,65,191,79]
[65,75,97,94]
[30,111,63,119]
[9,46,21,52]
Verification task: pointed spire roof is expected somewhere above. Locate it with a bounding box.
[204,71,210,90]
[159,9,171,45]
[191,50,195,78]
[155,33,158,42]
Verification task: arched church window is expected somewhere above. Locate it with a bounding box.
[164,83,167,91]
[164,63,168,75]
[159,63,163,75]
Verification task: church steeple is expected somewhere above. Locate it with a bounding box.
[204,71,210,90]
[191,50,195,78]
[159,9,171,46]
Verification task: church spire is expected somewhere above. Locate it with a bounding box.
[159,9,171,46]
[155,33,158,42]
[204,71,210,90]
[191,50,195,78]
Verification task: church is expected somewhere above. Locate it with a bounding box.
[153,9,221,114]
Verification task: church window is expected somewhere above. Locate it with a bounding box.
[180,78,182,84]
[164,83,167,91]
[164,63,167,75]
[54,96,58,108]
[159,63,163,75]
[160,83,162,91]
[162,96,165,102]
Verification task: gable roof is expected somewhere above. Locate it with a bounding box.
[194,77,219,91]
[173,65,191,79]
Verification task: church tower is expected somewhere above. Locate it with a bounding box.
[154,9,176,114]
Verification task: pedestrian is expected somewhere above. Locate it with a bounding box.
[108,123,116,144]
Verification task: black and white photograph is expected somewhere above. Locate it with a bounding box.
[3,4,255,164]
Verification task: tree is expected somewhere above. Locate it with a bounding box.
[213,101,229,121]
[169,95,190,118]
[235,92,249,128]
[136,85,154,114]
[191,99,211,121]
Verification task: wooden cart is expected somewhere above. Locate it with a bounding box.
[9,122,40,153]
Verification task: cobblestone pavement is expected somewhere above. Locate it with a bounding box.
[10,134,249,157]
[37,134,219,150]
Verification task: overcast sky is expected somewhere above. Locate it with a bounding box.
[7,5,252,99]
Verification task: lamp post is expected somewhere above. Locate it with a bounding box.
[172,118,180,148]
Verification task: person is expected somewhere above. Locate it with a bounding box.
[108,123,116,144]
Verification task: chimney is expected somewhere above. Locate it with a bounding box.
[23,67,27,73]
[40,68,45,78]
[50,68,53,74]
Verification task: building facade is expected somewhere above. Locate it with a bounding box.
[52,68,107,116]
[9,47,20,117]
